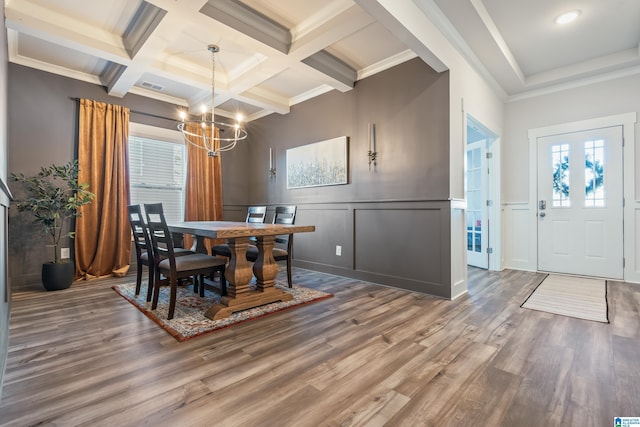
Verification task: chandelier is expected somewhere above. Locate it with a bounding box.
[178,45,248,157]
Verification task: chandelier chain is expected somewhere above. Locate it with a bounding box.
[210,44,215,124]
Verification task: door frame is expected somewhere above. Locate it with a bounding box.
[527,112,637,281]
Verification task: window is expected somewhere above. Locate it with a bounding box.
[584,139,605,207]
[128,124,186,222]
[551,143,570,207]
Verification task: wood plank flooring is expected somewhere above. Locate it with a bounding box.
[1,267,639,426]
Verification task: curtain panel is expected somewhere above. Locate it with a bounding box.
[183,123,224,251]
[75,99,131,279]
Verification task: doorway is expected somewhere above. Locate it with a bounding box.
[465,116,497,269]
[536,126,623,279]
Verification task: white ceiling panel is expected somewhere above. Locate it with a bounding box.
[258,67,326,99]
[326,22,410,70]
[483,0,640,75]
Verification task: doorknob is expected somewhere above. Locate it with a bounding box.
[540,212,546,217]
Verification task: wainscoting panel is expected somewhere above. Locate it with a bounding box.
[502,203,535,271]
[228,201,461,298]
[294,206,351,269]
[354,207,442,283]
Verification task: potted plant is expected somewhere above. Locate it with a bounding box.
[10,160,95,291]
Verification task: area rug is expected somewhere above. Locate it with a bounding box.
[113,282,332,341]
[521,274,608,323]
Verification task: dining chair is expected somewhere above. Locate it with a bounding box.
[144,203,227,320]
[211,205,267,258]
[127,205,155,301]
[128,204,198,300]
[246,205,296,288]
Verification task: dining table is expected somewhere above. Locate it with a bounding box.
[167,221,315,320]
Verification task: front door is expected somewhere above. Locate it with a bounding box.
[536,126,623,279]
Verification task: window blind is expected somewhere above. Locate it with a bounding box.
[128,135,186,222]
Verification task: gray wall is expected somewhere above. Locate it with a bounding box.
[6,64,222,288]
[1,0,10,400]
[7,57,455,299]
[224,58,454,296]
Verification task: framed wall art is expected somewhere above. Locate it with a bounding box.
[286,136,348,189]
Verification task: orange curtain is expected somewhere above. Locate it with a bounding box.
[75,99,131,279]
[183,123,224,252]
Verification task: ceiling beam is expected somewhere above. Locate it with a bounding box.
[123,1,168,59]
[302,51,355,89]
[199,0,291,54]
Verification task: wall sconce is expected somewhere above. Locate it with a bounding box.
[368,123,378,170]
[269,147,276,177]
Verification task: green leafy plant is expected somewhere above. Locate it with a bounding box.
[10,160,95,263]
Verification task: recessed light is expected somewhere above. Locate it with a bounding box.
[555,10,581,25]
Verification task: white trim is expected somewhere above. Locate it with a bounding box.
[129,122,183,144]
[527,112,637,281]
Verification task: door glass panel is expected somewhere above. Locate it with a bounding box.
[473,212,482,252]
[552,143,570,207]
[585,139,605,207]
[472,148,481,168]
[465,147,483,254]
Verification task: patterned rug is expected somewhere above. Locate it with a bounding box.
[112,281,332,341]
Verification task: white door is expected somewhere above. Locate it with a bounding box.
[466,140,488,268]
[537,126,623,279]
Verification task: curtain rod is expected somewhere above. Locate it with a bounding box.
[68,97,178,122]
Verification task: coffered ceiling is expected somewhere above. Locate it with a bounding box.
[5,0,640,122]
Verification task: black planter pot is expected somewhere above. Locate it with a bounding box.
[41,262,74,291]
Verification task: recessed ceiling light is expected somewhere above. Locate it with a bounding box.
[555,10,581,25]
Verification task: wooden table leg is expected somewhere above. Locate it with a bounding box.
[253,236,281,291]
[223,237,253,299]
[204,235,292,320]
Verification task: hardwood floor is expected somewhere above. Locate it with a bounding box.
[1,267,639,426]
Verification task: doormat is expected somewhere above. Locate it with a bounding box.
[113,281,333,341]
[521,274,608,323]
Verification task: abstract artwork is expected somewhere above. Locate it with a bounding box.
[286,136,348,189]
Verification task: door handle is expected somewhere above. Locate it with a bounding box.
[539,212,546,217]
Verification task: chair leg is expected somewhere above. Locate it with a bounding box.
[168,277,177,320]
[151,270,162,310]
[145,263,154,302]
[286,259,293,288]
[199,274,205,297]
[220,266,227,296]
[135,262,143,296]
